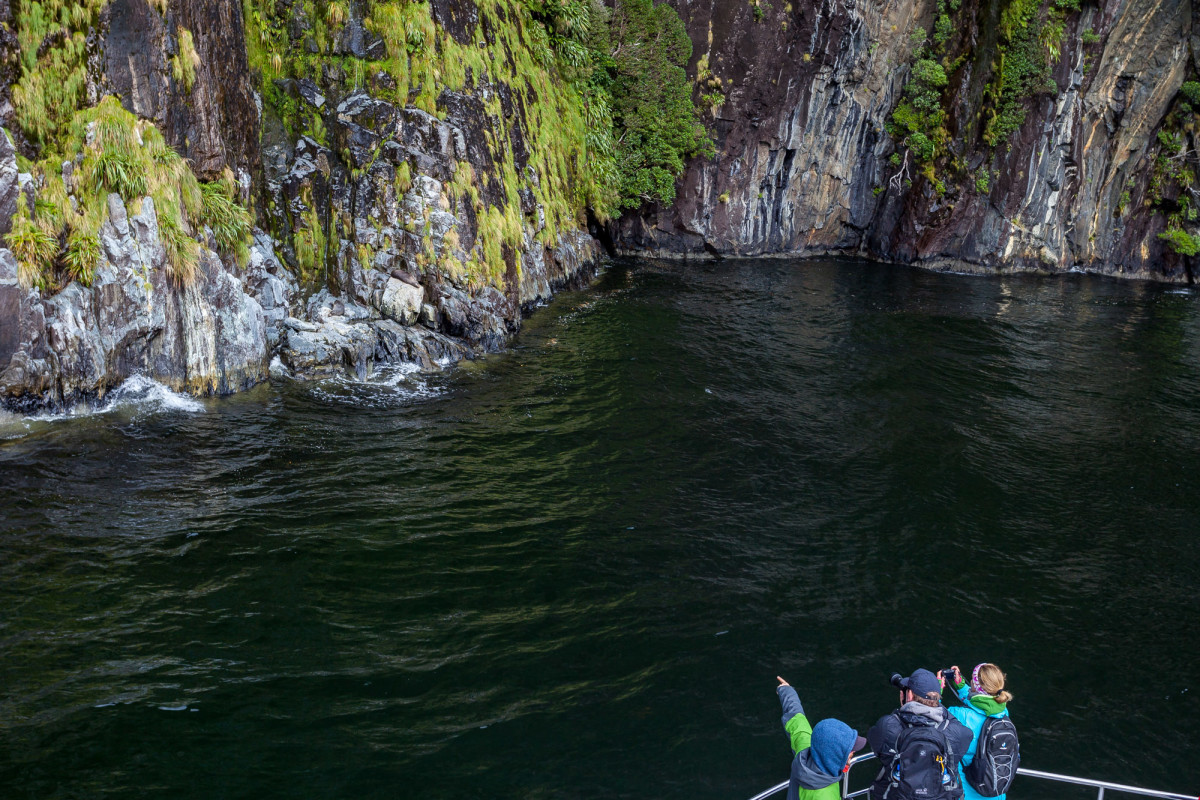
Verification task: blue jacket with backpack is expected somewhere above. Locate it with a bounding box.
[947,681,1011,800]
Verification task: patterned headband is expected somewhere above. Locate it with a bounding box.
[970,663,988,694]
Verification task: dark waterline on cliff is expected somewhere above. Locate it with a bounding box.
[1,258,1198,799]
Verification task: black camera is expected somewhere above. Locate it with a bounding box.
[940,667,957,683]
[889,673,904,689]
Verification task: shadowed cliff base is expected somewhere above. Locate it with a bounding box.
[611,0,1200,285]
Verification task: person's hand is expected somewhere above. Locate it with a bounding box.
[777,676,790,687]
[951,665,962,684]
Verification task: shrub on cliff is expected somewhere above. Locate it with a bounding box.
[982,0,1076,148]
[887,33,949,168]
[983,26,1052,147]
[605,0,713,207]
[7,97,253,290]
[1180,81,1200,108]
[525,0,712,209]
[1159,227,1200,257]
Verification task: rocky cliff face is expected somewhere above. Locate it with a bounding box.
[0,0,1195,410]
[101,0,262,181]
[616,0,1199,283]
[0,0,600,410]
[0,194,276,410]
[243,0,603,382]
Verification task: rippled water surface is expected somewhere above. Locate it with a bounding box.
[2,258,1199,799]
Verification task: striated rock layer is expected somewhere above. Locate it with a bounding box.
[615,0,1198,283]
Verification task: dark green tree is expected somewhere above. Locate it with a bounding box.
[607,0,713,207]
[523,0,713,210]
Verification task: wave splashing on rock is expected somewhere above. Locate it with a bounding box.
[101,376,205,415]
[306,361,448,408]
[0,376,203,435]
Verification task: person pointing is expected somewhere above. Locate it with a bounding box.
[775,676,867,800]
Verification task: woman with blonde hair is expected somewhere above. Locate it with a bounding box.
[943,663,1017,800]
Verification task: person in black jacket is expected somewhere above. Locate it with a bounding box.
[866,668,973,800]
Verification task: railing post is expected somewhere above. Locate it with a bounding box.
[1098,787,1106,800]
[842,766,850,799]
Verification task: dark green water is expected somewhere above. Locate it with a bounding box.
[2,258,1198,799]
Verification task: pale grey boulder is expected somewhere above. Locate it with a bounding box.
[377,276,424,325]
[0,127,17,237]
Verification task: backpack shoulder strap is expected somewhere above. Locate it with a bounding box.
[883,711,910,761]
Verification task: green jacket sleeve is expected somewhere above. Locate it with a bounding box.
[778,685,814,755]
[785,711,814,755]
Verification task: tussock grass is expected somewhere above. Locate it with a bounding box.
[6,205,60,290]
[200,179,254,257]
[9,96,253,290]
[12,0,108,149]
[172,28,201,92]
[62,230,101,285]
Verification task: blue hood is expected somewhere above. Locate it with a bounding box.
[809,718,858,775]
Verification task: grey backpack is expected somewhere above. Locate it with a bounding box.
[962,716,1019,797]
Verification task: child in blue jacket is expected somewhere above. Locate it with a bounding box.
[776,676,867,800]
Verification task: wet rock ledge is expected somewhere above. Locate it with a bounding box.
[0,132,599,412]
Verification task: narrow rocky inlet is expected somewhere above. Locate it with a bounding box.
[1,4,1199,796]
[0,0,1197,408]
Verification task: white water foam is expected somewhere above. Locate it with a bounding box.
[308,361,446,407]
[373,361,424,387]
[102,375,205,414]
[3,376,204,432]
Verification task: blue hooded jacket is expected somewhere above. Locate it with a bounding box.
[947,682,1011,800]
[778,685,860,800]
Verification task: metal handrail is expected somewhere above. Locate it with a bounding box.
[747,752,1198,800]
[1017,768,1198,800]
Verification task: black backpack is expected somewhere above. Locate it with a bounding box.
[963,716,1019,797]
[876,715,960,800]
